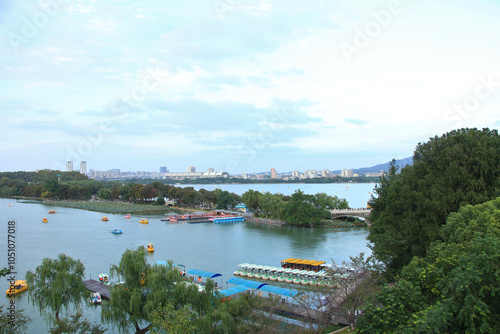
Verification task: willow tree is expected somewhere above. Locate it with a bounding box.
[25,254,87,321]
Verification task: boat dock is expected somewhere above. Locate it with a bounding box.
[83,279,111,300]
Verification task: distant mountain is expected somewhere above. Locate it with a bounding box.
[273,157,413,176]
[351,157,413,174]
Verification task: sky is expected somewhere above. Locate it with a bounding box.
[1,0,499,175]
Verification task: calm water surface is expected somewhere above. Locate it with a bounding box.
[0,184,373,333]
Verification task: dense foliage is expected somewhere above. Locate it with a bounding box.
[26,254,87,321]
[101,246,287,334]
[359,196,500,333]
[368,128,500,274]
[242,189,348,226]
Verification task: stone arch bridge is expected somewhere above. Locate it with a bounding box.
[329,208,372,225]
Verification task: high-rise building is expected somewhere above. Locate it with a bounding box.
[271,167,278,179]
[80,161,87,175]
[66,161,73,172]
[160,166,168,173]
[188,166,196,173]
[341,169,354,178]
[207,167,214,173]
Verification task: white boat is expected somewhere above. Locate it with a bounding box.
[7,203,13,207]
[90,292,101,304]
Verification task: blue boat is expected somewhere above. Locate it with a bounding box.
[111,228,122,234]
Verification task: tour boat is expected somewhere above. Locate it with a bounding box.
[6,280,28,296]
[111,228,122,234]
[124,214,131,219]
[99,273,110,285]
[147,243,154,252]
[101,216,109,221]
[90,292,101,305]
[42,218,48,223]
[48,210,57,214]
[139,218,149,224]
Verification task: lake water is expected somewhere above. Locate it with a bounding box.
[0,183,375,333]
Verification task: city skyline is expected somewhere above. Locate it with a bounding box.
[1,1,499,173]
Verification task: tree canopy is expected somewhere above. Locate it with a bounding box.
[358,196,500,333]
[368,128,500,274]
[26,254,87,321]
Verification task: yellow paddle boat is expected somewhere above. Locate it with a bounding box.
[42,217,48,223]
[147,243,154,252]
[6,280,28,296]
[139,218,149,224]
[101,216,109,221]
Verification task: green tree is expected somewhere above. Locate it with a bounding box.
[359,197,500,333]
[149,305,196,334]
[284,190,325,226]
[368,128,500,275]
[0,306,31,334]
[26,254,87,321]
[241,189,261,211]
[216,190,235,210]
[49,312,106,334]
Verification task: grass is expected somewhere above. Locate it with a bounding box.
[40,200,181,215]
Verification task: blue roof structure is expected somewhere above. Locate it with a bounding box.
[153,260,167,266]
[228,277,268,290]
[219,285,248,296]
[260,285,298,297]
[186,269,222,279]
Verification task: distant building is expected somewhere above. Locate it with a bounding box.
[80,161,87,175]
[159,166,168,173]
[321,169,330,177]
[208,168,214,173]
[292,170,300,178]
[341,169,354,178]
[187,166,196,173]
[271,167,278,179]
[66,161,73,172]
[162,171,229,180]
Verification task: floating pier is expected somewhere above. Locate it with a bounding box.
[83,279,111,300]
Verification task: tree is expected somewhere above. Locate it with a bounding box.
[359,197,500,333]
[320,253,380,329]
[49,312,106,334]
[216,190,235,210]
[284,190,326,226]
[0,306,31,334]
[368,128,500,275]
[241,189,261,211]
[26,254,87,321]
[149,305,196,334]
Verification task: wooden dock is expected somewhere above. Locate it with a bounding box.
[83,279,111,300]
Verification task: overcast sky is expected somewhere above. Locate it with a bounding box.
[1,0,499,174]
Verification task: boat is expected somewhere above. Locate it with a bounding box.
[124,214,131,219]
[147,243,154,252]
[42,218,48,223]
[90,292,101,304]
[99,273,110,285]
[111,228,122,234]
[6,280,28,296]
[48,210,57,214]
[7,203,13,207]
[101,216,109,221]
[139,218,148,224]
